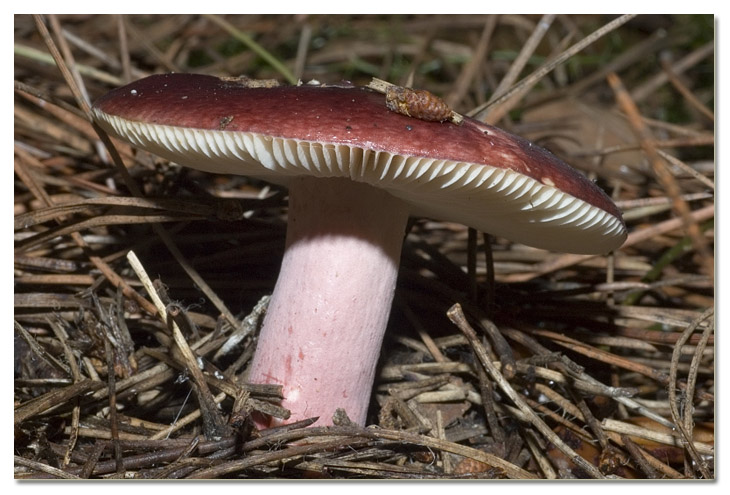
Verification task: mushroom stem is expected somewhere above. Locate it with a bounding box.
[247,176,410,426]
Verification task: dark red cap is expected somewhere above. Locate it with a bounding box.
[93,73,627,254]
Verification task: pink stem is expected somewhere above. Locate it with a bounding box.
[247,176,410,426]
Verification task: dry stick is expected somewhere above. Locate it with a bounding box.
[447,304,605,479]
[153,341,275,426]
[681,311,714,439]
[89,292,130,473]
[478,27,574,125]
[16,105,92,153]
[491,14,556,100]
[619,195,711,223]
[600,92,619,308]
[60,26,131,78]
[16,91,130,175]
[297,459,433,478]
[502,203,714,283]
[482,233,495,315]
[15,322,99,428]
[127,251,230,439]
[202,14,297,84]
[90,362,171,402]
[445,15,499,107]
[601,419,713,456]
[377,424,521,478]
[14,80,87,120]
[15,456,81,480]
[630,41,714,103]
[540,28,668,104]
[569,390,610,450]
[508,349,634,398]
[522,395,591,443]
[660,54,714,122]
[667,307,714,479]
[396,298,447,362]
[570,135,714,158]
[473,354,505,444]
[605,241,617,307]
[15,42,123,85]
[150,392,228,441]
[13,149,61,221]
[14,379,105,425]
[533,384,584,423]
[186,437,372,479]
[607,72,713,279]
[116,15,133,83]
[616,316,715,346]
[435,411,452,474]
[32,15,89,114]
[568,137,714,179]
[528,327,713,402]
[102,331,124,475]
[293,21,312,80]
[471,14,637,122]
[13,320,71,378]
[523,429,557,479]
[118,18,178,73]
[401,33,435,88]
[467,228,478,301]
[45,15,93,110]
[640,114,711,139]
[79,441,107,479]
[154,225,243,334]
[16,212,203,253]
[502,326,677,430]
[530,328,672,384]
[166,332,231,440]
[59,437,237,478]
[47,318,82,380]
[477,315,516,379]
[507,433,529,469]
[619,435,659,479]
[618,434,684,479]
[47,318,82,467]
[656,149,715,190]
[16,196,218,229]
[152,455,212,480]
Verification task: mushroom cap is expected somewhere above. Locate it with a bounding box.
[92,73,627,254]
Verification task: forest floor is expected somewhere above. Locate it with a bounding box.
[14,14,714,479]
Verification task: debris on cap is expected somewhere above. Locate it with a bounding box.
[368,77,464,125]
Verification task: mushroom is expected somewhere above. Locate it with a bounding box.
[92,73,627,427]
